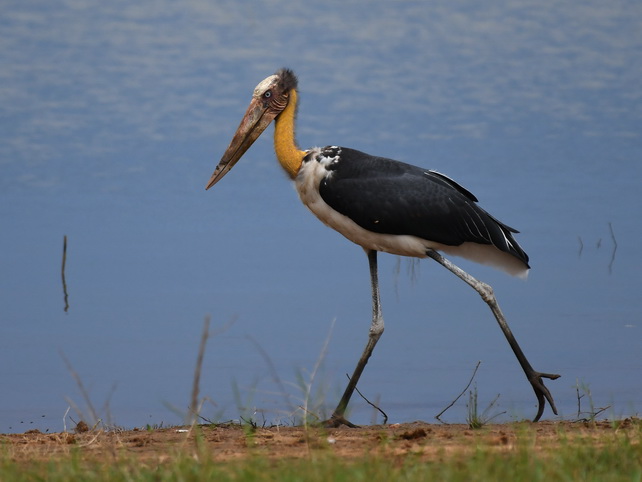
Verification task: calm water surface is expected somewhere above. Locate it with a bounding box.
[1,0,641,433]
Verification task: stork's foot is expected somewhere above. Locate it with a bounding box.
[323,414,358,428]
[529,370,561,422]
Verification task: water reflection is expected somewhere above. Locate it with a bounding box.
[1,1,641,433]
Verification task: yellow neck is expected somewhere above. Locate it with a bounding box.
[274,89,306,179]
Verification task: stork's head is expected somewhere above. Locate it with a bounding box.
[206,69,298,189]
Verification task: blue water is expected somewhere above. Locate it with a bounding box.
[1,0,641,433]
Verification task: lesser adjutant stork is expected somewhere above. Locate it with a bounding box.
[206,68,559,426]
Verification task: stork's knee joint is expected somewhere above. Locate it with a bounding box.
[479,282,494,303]
[369,317,384,336]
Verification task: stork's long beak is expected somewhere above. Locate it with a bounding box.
[206,97,278,190]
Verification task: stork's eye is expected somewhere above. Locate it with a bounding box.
[264,90,272,98]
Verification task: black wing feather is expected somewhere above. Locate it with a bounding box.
[318,147,529,266]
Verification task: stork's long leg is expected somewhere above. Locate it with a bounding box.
[327,249,384,428]
[425,249,560,422]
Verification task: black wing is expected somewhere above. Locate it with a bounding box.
[318,147,529,267]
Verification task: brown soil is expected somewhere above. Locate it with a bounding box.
[2,419,639,463]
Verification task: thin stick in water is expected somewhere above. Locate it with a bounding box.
[608,222,617,274]
[61,235,69,312]
[435,360,482,422]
